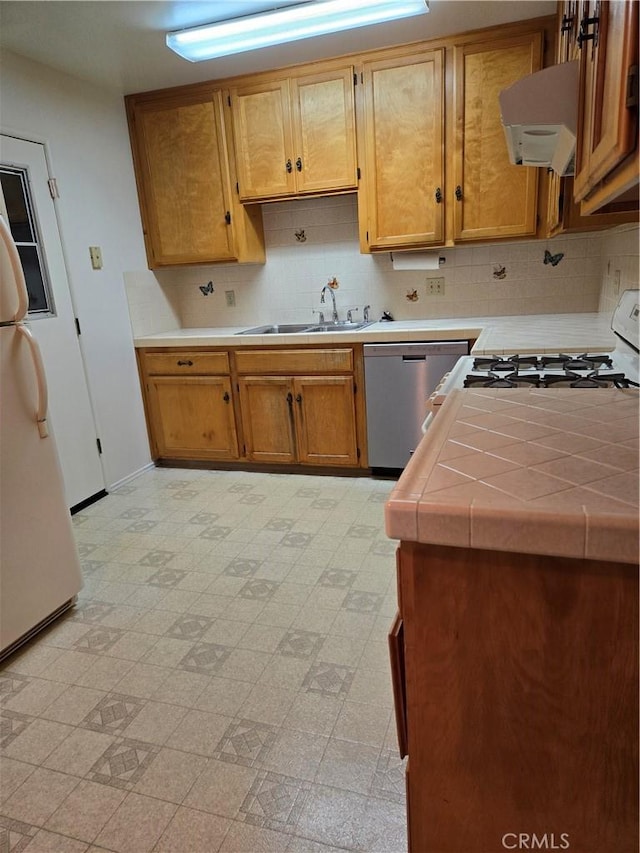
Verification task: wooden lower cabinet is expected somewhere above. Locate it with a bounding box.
[238,374,358,466]
[392,540,638,853]
[146,375,239,460]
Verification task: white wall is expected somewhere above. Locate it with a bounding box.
[1,50,152,489]
[126,194,609,335]
[597,224,640,316]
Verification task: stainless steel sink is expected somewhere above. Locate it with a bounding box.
[236,321,373,335]
[235,323,314,335]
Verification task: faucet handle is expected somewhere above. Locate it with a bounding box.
[312,309,325,323]
[346,307,359,323]
[363,304,371,322]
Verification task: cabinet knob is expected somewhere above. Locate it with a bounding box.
[296,157,302,171]
[455,185,463,201]
[286,392,293,406]
[286,159,292,173]
[177,360,193,366]
[435,187,442,203]
[223,391,230,403]
[295,393,302,403]
[224,211,231,225]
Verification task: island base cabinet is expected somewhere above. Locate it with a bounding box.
[394,541,638,853]
[146,376,239,461]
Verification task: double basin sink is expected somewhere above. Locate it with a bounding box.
[236,321,373,335]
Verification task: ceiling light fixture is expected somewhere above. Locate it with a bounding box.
[166,0,429,62]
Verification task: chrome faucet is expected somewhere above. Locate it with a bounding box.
[363,304,370,322]
[320,284,339,323]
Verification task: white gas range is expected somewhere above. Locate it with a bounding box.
[424,288,639,431]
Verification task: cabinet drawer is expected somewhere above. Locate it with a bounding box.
[143,352,230,375]
[235,348,353,374]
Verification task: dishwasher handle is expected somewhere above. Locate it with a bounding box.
[364,341,469,359]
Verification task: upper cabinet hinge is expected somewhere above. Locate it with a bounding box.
[357,167,361,180]
[47,178,59,199]
[353,72,357,86]
[236,181,239,194]
[626,65,639,107]
[227,94,231,107]
[74,317,81,336]
[225,211,231,225]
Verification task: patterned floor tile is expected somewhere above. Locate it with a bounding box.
[0,710,33,748]
[239,580,279,601]
[223,558,261,578]
[0,816,39,853]
[87,737,160,790]
[72,602,116,623]
[276,630,324,660]
[165,614,214,641]
[371,749,406,804]
[0,674,31,703]
[146,568,185,587]
[341,591,384,614]
[280,533,313,549]
[214,718,278,767]
[73,627,124,654]
[302,662,355,698]
[81,693,146,734]
[317,569,356,589]
[239,770,311,834]
[179,642,232,675]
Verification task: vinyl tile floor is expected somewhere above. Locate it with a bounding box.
[0,467,407,853]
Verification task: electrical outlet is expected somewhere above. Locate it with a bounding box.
[225,289,236,307]
[614,270,621,294]
[427,277,445,295]
[89,246,103,270]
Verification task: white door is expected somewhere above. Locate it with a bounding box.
[0,135,105,508]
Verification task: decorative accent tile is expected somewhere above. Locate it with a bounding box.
[179,642,232,675]
[164,480,191,490]
[368,492,389,503]
[214,718,277,767]
[138,550,176,568]
[0,816,38,853]
[80,559,106,575]
[199,526,232,540]
[239,770,311,833]
[171,489,198,500]
[119,507,150,519]
[190,512,219,525]
[224,558,260,578]
[72,514,89,526]
[166,614,214,641]
[228,484,254,493]
[73,602,116,623]
[370,541,396,556]
[74,627,124,654]
[280,533,313,549]
[125,520,158,533]
[81,693,146,734]
[88,737,160,790]
[318,569,356,589]
[295,488,320,498]
[0,710,33,748]
[264,519,295,532]
[77,543,98,558]
[147,568,185,587]
[302,662,355,697]
[0,674,31,702]
[239,494,266,505]
[310,498,338,510]
[239,579,279,601]
[276,630,324,660]
[342,591,384,614]
[347,525,378,539]
[371,750,406,804]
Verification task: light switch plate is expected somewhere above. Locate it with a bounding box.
[225,290,236,307]
[89,246,103,270]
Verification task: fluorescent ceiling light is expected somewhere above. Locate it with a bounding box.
[167,0,429,62]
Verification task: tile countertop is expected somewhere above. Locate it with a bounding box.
[385,387,639,564]
[133,311,616,354]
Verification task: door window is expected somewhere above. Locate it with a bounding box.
[0,167,55,316]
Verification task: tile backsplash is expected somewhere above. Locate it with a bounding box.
[124,196,638,337]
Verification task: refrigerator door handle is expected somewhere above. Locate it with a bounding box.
[17,323,49,438]
[0,215,29,321]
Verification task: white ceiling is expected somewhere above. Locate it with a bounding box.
[0,0,557,95]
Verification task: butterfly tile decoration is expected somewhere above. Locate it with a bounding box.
[294,229,306,242]
[406,289,419,302]
[199,280,214,296]
[544,249,564,266]
[492,265,507,280]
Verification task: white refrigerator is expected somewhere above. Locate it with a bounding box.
[0,214,82,660]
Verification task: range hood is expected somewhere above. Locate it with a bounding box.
[499,60,579,176]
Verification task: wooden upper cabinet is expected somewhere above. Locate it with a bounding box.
[573,0,639,211]
[358,49,445,250]
[453,32,542,242]
[126,90,265,267]
[230,66,357,201]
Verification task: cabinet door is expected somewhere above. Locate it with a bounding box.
[133,93,236,266]
[238,377,296,464]
[147,376,239,460]
[453,33,542,241]
[293,376,358,466]
[230,80,296,200]
[359,50,445,250]
[573,0,639,203]
[290,67,358,194]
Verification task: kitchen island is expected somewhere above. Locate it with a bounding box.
[385,387,639,853]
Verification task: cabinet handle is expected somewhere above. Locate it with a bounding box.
[286,159,292,173]
[435,187,442,203]
[577,14,599,47]
[295,393,302,403]
[286,392,293,407]
[224,211,231,225]
[176,360,193,366]
[455,185,463,201]
[296,157,302,171]
[223,391,230,403]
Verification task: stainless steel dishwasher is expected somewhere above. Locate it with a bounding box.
[363,341,468,469]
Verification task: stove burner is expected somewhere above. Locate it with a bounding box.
[473,355,539,372]
[541,353,613,371]
[464,371,541,388]
[542,370,627,388]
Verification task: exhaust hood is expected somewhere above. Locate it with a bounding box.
[499,60,579,176]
